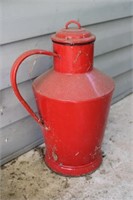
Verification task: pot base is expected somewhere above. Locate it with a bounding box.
[45,154,102,177]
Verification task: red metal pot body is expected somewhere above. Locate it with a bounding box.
[10,20,115,176]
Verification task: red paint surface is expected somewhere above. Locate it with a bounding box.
[33,69,114,176]
[53,43,94,73]
[10,20,115,176]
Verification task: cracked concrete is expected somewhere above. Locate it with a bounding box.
[0,94,133,200]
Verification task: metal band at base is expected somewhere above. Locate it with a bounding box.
[45,154,102,177]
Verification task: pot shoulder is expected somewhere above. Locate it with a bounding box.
[33,68,115,101]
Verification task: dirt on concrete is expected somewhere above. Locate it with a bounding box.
[1,146,72,200]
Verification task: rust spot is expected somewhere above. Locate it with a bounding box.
[52,146,58,161]
[44,125,50,131]
[73,51,82,63]
[59,163,63,166]
[87,61,92,71]
[52,151,58,161]
[75,152,79,156]
[73,51,89,64]
[95,145,100,152]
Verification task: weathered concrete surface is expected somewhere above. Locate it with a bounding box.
[1,94,133,200]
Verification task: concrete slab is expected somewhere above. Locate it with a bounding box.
[1,94,133,200]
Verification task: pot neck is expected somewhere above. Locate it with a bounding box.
[53,42,94,74]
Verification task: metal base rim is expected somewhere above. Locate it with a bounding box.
[45,155,102,177]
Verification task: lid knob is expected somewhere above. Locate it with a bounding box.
[65,20,81,29]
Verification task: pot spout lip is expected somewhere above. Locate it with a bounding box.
[51,34,96,45]
[51,40,95,46]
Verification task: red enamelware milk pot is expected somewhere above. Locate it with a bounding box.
[10,20,115,176]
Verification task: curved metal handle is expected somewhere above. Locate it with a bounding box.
[10,49,58,127]
[65,20,81,29]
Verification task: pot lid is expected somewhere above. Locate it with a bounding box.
[51,20,96,45]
